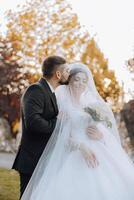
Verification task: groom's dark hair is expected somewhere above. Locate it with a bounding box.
[42,55,66,79]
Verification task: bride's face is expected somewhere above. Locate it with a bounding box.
[69,72,88,94]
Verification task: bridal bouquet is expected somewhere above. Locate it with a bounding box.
[84,107,112,128]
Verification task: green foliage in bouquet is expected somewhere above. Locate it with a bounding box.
[84,107,112,128]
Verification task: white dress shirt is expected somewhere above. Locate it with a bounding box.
[45,79,55,93]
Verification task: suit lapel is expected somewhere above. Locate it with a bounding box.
[38,78,58,114]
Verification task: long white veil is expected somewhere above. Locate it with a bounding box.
[21,63,121,200]
[69,63,121,143]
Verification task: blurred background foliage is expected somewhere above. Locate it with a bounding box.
[0,0,123,136]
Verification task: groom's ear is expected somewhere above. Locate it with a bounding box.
[55,70,62,80]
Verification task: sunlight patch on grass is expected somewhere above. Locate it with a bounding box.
[0,168,19,200]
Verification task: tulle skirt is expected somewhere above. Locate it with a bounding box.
[30,124,134,200]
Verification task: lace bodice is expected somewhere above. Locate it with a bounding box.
[67,106,93,144]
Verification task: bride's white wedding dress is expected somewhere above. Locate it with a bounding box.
[21,64,134,200]
[32,107,134,200]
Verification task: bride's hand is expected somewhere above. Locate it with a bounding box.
[86,125,103,140]
[79,143,99,168]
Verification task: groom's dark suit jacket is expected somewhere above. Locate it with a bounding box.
[12,78,58,174]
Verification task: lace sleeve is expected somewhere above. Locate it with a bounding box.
[65,126,85,152]
[67,135,81,151]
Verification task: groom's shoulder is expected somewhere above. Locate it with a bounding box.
[23,81,43,96]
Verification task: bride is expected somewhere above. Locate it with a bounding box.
[21,63,134,200]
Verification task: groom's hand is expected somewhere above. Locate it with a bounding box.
[86,125,103,140]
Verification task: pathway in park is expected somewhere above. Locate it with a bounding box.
[0,152,16,169]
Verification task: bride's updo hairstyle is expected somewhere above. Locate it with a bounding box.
[68,68,88,82]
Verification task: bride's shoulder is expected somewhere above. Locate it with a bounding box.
[56,85,67,92]
[55,85,69,106]
[55,85,68,97]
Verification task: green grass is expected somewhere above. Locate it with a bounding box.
[0,168,19,200]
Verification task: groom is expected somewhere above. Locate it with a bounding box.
[12,55,70,198]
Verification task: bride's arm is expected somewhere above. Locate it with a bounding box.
[67,135,84,151]
[67,134,99,168]
[58,109,99,168]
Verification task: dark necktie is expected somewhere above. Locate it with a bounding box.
[52,92,56,102]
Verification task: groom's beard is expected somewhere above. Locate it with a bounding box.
[58,79,69,85]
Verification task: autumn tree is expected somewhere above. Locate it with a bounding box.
[6,0,84,69]
[127,58,134,73]
[125,58,134,100]
[122,59,134,144]
[81,39,123,111]
[4,0,122,111]
[0,37,39,135]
